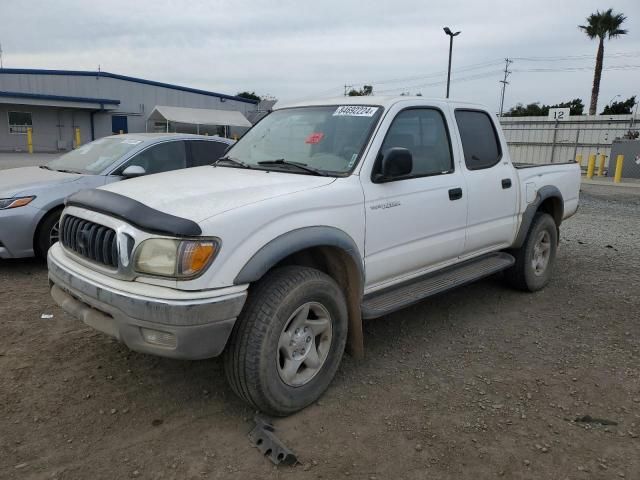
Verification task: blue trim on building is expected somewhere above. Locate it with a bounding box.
[0,90,121,105]
[0,68,259,105]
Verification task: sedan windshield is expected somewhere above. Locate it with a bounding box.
[47,137,143,174]
[224,105,382,175]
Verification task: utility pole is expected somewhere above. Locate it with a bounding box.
[498,58,513,117]
[343,84,353,96]
[0,42,4,69]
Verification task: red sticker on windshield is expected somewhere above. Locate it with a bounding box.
[305,132,324,144]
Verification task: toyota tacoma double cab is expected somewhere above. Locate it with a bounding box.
[48,97,580,415]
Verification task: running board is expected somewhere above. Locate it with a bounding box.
[361,252,515,319]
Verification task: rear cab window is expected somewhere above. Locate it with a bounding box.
[454,110,502,170]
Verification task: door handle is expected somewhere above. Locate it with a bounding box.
[448,187,463,201]
[501,178,512,189]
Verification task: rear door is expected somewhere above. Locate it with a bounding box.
[188,140,230,167]
[361,106,468,289]
[453,109,518,256]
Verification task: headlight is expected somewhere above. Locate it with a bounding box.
[134,238,219,278]
[0,196,36,209]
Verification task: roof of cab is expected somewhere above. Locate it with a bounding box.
[276,95,488,111]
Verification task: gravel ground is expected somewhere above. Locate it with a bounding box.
[1,182,639,480]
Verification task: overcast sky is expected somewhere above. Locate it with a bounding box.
[1,0,639,112]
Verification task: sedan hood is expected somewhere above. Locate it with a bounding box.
[0,166,81,197]
[99,166,335,222]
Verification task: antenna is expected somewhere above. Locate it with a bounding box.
[498,58,513,117]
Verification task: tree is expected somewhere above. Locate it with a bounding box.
[236,91,261,102]
[347,85,373,96]
[551,98,585,116]
[503,98,584,117]
[579,9,628,115]
[601,96,636,115]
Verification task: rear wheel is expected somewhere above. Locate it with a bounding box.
[35,208,62,258]
[224,266,348,416]
[504,212,558,292]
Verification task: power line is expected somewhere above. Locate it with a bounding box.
[513,64,640,73]
[499,58,513,117]
[375,69,504,94]
[513,51,640,62]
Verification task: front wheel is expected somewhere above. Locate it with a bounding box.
[504,212,558,292]
[35,208,62,258]
[223,266,348,416]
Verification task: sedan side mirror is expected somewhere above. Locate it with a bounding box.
[374,147,413,183]
[121,165,146,178]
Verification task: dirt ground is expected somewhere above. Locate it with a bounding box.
[1,182,639,480]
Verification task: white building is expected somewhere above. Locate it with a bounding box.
[0,68,257,152]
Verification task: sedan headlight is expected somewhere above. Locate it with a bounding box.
[134,238,219,278]
[0,196,36,210]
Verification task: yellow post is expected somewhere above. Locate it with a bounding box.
[596,154,606,176]
[586,154,596,179]
[74,127,81,148]
[575,154,583,167]
[614,155,624,183]
[27,127,33,154]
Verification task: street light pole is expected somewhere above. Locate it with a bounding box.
[443,27,461,99]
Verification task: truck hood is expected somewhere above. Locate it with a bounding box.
[0,166,82,198]
[99,166,336,222]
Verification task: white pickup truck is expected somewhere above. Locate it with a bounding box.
[48,97,580,415]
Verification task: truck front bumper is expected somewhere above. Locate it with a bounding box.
[48,246,247,360]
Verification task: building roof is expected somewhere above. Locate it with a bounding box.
[0,68,258,105]
[148,105,252,128]
[0,90,120,105]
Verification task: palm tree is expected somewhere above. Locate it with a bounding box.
[579,9,628,115]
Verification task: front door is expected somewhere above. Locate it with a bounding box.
[362,107,468,290]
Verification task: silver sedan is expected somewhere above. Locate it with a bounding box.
[0,133,233,259]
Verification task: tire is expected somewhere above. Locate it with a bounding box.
[224,266,348,416]
[35,208,62,259]
[504,212,558,292]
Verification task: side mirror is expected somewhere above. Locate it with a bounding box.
[375,147,413,182]
[121,165,146,178]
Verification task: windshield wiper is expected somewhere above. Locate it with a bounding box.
[39,165,52,170]
[55,169,82,174]
[214,156,251,169]
[257,159,329,176]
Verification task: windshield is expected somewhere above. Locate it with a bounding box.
[224,105,382,175]
[47,137,143,174]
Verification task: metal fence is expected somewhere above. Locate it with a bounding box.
[499,114,638,167]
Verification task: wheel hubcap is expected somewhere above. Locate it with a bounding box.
[49,221,60,246]
[277,302,332,387]
[531,230,551,276]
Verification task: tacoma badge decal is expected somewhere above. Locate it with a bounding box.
[370,201,401,210]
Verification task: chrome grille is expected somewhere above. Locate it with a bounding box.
[60,215,118,268]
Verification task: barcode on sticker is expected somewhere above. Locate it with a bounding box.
[333,106,379,117]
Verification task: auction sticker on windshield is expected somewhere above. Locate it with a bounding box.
[333,106,379,117]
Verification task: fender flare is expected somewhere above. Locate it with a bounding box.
[512,185,563,249]
[234,226,364,285]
